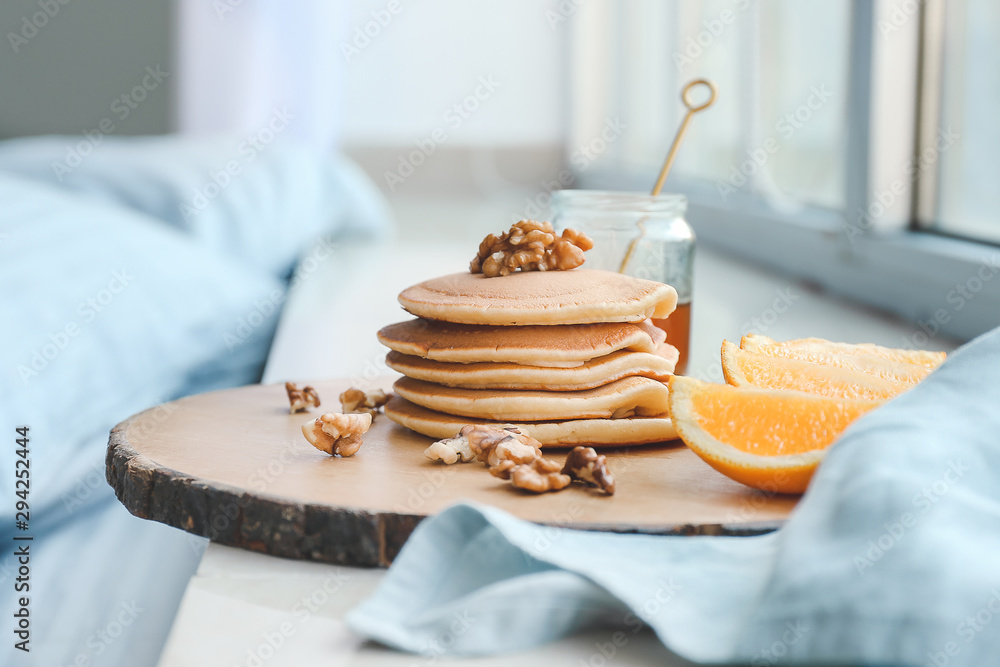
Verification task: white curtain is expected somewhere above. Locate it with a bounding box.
[174,0,349,149]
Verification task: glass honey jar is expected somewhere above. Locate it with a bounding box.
[551,190,694,374]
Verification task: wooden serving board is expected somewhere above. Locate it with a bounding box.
[107,377,798,567]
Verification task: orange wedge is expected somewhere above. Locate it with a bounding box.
[668,376,880,493]
[741,334,945,371]
[722,340,912,401]
[740,335,931,385]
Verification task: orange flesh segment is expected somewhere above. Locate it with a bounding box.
[688,382,877,457]
[740,337,931,384]
[723,341,910,401]
[741,334,945,370]
[669,375,882,493]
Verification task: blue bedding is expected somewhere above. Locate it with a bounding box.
[0,135,388,666]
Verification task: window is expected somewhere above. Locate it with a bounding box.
[929,0,1000,244]
[570,1,850,209]
[567,0,1000,341]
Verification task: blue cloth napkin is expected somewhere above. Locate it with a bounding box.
[348,327,1000,665]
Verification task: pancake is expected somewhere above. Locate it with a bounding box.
[378,319,666,367]
[398,269,677,326]
[393,376,671,421]
[384,395,678,447]
[385,343,679,390]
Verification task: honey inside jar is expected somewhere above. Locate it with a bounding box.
[552,190,694,376]
[652,301,690,376]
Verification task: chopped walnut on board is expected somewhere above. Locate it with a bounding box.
[490,456,571,493]
[424,435,476,465]
[423,425,615,497]
[340,387,390,420]
[463,424,542,467]
[301,412,371,457]
[285,382,320,413]
[470,220,594,278]
[424,424,541,466]
[562,446,616,495]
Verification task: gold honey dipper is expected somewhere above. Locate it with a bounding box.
[619,78,718,274]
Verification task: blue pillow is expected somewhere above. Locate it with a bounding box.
[0,137,390,667]
[0,172,284,531]
[0,135,391,277]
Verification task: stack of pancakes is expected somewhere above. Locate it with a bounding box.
[380,268,681,447]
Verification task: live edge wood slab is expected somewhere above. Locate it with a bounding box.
[106,377,798,568]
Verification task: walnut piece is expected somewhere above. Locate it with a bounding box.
[470,220,594,278]
[561,446,616,495]
[424,435,475,465]
[301,412,371,457]
[424,423,574,494]
[340,387,390,420]
[285,382,320,413]
[425,424,542,466]
[461,424,542,467]
[490,456,571,493]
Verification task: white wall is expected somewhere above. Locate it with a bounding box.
[339,0,569,147]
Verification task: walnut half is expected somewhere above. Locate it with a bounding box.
[340,387,390,420]
[561,446,616,495]
[490,456,571,493]
[424,435,475,465]
[424,424,541,467]
[285,382,320,413]
[470,220,594,278]
[463,424,542,468]
[423,423,578,495]
[302,412,371,457]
